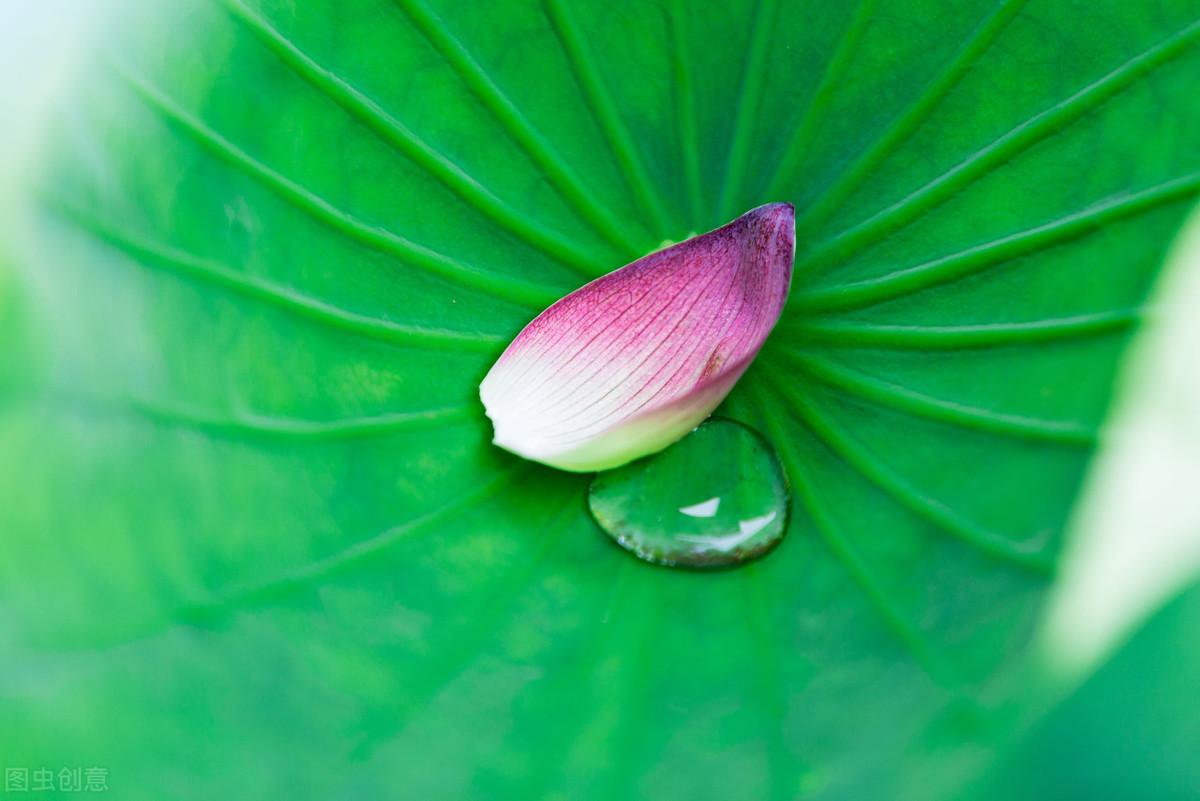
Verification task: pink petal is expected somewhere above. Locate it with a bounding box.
[480,203,795,472]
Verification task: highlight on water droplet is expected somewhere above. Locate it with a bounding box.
[678,497,721,518]
[587,418,789,569]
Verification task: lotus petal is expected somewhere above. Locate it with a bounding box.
[480,203,795,472]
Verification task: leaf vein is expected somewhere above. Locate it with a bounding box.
[749,384,958,684]
[762,0,879,201]
[45,197,505,351]
[668,1,704,231]
[794,173,1200,311]
[784,308,1139,349]
[717,0,779,223]
[768,381,1055,574]
[220,0,608,276]
[184,463,533,616]
[794,0,1029,230]
[110,62,562,308]
[799,20,1200,270]
[787,352,1097,446]
[543,0,675,236]
[394,0,648,257]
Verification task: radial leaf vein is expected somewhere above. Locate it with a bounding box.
[668,0,704,231]
[51,464,536,651]
[44,197,506,351]
[793,172,1200,311]
[787,352,1098,446]
[762,0,878,201]
[128,395,473,441]
[521,560,646,800]
[770,381,1055,574]
[220,0,608,275]
[795,0,1029,231]
[799,20,1200,271]
[110,62,563,308]
[394,0,648,257]
[749,384,958,685]
[784,308,1139,349]
[744,563,799,800]
[590,576,665,800]
[717,0,779,223]
[365,492,581,752]
[181,463,534,618]
[41,388,473,443]
[543,0,674,237]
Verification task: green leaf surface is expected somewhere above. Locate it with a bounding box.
[1,0,1198,797]
[965,580,1200,801]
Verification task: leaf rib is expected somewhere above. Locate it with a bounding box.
[394,0,648,257]
[786,352,1097,446]
[716,0,779,223]
[784,308,1139,349]
[667,1,704,231]
[48,464,536,651]
[520,560,647,800]
[749,385,957,684]
[761,0,879,200]
[45,197,506,351]
[361,492,581,752]
[744,563,800,801]
[799,20,1200,271]
[542,0,675,237]
[794,173,1200,311]
[44,389,473,443]
[769,381,1055,574]
[794,0,1029,230]
[127,395,473,442]
[219,0,608,276]
[111,63,562,308]
[183,463,533,617]
[604,582,673,801]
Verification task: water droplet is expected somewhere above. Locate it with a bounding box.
[587,418,789,569]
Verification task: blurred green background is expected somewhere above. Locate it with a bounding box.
[1,1,1198,798]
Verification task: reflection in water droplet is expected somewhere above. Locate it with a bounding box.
[587,419,789,569]
[678,497,720,518]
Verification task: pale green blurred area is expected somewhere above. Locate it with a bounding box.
[958,203,1200,800]
[1046,204,1200,676]
[0,2,87,399]
[969,581,1200,801]
[0,2,95,173]
[0,2,97,298]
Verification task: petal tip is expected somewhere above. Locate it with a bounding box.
[754,201,796,237]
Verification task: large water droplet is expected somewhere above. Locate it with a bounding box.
[587,418,789,569]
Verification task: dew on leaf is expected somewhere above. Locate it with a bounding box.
[587,418,789,569]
